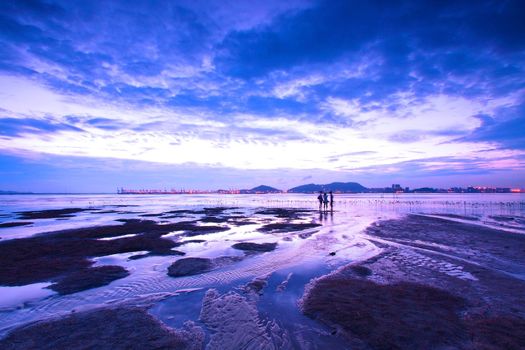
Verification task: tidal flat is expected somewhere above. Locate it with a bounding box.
[0,193,524,349]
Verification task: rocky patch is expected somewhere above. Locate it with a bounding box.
[15,208,89,220]
[301,277,467,349]
[48,265,130,295]
[232,242,277,252]
[0,220,183,287]
[255,208,314,219]
[0,307,204,350]
[167,257,213,277]
[258,222,321,233]
[300,215,525,349]
[0,222,33,228]
[167,256,243,278]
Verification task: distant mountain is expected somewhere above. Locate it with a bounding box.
[251,185,282,192]
[240,185,282,194]
[0,190,33,194]
[288,182,367,193]
[412,187,438,193]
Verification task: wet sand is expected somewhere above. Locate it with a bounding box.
[1,202,524,349]
[301,214,525,349]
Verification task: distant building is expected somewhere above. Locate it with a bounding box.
[217,189,240,194]
[391,184,405,193]
[462,186,512,194]
[496,188,511,193]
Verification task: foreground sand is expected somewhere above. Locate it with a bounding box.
[1,210,524,349]
[301,215,525,349]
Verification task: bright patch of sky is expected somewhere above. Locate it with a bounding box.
[0,0,524,191]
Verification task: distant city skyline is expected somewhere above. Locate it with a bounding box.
[0,1,524,192]
[3,181,524,195]
[115,184,524,194]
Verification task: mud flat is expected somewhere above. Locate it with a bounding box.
[300,214,525,349]
[0,218,229,290]
[49,266,130,295]
[0,221,160,286]
[15,208,90,220]
[167,257,214,277]
[167,256,244,277]
[258,222,321,233]
[3,202,524,349]
[255,208,316,219]
[0,222,33,229]
[0,307,204,350]
[0,204,350,348]
[232,242,277,252]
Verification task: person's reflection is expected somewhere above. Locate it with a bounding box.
[319,205,334,223]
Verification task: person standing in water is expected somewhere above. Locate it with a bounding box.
[317,191,324,210]
[323,191,329,210]
[329,191,334,210]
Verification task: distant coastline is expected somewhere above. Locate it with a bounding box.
[116,182,525,195]
[2,182,524,195]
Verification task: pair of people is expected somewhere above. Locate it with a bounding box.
[317,191,333,210]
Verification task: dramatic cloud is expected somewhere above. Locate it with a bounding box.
[0,0,524,191]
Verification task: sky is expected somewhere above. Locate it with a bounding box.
[0,0,524,192]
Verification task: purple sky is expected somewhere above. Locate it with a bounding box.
[0,0,524,192]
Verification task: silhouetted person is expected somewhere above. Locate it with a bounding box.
[329,191,334,210]
[323,192,328,210]
[317,191,323,210]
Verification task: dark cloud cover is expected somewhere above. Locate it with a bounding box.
[217,0,525,76]
[462,103,525,149]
